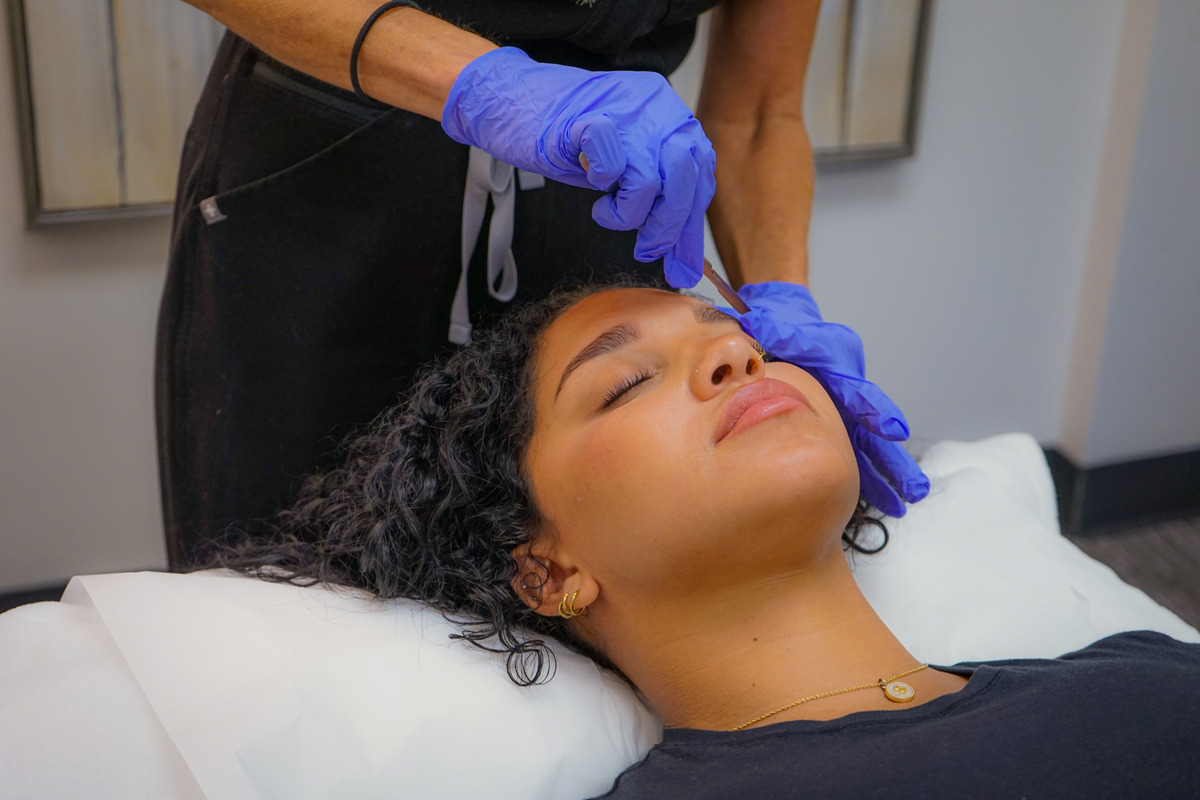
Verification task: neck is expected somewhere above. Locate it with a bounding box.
[598,546,919,731]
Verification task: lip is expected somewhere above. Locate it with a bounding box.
[715,378,814,443]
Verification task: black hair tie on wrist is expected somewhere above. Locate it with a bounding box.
[350,0,424,103]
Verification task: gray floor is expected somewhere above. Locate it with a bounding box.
[1067,512,1200,631]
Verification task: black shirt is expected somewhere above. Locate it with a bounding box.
[595,632,1200,799]
[418,0,723,74]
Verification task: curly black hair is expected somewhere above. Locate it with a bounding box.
[209,276,887,685]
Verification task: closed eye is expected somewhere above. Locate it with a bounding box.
[602,369,654,409]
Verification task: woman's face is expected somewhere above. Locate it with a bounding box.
[524,288,860,599]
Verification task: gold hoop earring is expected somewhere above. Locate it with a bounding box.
[558,589,588,619]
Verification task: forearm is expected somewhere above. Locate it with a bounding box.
[184,0,496,120]
[703,115,813,287]
[696,0,820,288]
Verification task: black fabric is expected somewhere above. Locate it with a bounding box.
[420,0,722,74]
[595,632,1200,799]
[157,31,662,567]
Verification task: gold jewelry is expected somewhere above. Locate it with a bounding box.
[730,664,929,731]
[558,589,588,619]
[749,340,767,368]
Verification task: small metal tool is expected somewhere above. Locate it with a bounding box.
[703,259,749,314]
[577,152,750,314]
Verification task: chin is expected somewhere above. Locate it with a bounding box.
[734,435,860,539]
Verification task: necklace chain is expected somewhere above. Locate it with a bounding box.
[730,664,930,731]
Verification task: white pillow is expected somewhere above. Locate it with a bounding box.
[61,570,662,800]
[1,433,1195,800]
[853,432,1199,663]
[0,601,204,800]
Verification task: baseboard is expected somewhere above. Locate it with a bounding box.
[1044,446,1200,535]
[1042,448,1082,534]
[0,583,68,615]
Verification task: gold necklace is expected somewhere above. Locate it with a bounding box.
[730,664,930,732]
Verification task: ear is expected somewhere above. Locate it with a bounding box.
[510,540,600,619]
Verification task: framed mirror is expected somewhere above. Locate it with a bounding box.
[6,0,223,224]
[807,0,931,165]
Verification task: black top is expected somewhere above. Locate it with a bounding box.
[418,0,723,74]
[595,632,1200,799]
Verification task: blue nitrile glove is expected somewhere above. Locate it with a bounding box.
[442,47,716,289]
[733,282,930,517]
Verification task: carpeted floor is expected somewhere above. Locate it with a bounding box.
[1067,512,1200,631]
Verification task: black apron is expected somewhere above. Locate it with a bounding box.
[158,1,718,567]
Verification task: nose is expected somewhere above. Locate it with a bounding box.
[689,335,766,400]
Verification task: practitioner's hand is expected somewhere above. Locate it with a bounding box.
[733,281,930,517]
[441,47,716,289]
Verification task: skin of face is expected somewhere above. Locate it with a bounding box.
[522,288,861,608]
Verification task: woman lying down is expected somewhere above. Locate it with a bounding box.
[213,279,1200,798]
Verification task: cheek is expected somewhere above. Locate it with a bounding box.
[531,404,708,565]
[568,411,696,522]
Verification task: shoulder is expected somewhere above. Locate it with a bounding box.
[1076,628,1199,653]
[954,630,1200,695]
[958,630,1199,670]
[588,743,674,800]
[1052,630,1199,668]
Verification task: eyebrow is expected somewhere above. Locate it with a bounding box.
[555,323,640,399]
[694,303,738,326]
[553,303,740,400]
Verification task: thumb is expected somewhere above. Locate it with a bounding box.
[574,114,625,191]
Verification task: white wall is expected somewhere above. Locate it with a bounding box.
[1084,0,1200,465]
[0,2,170,592]
[808,0,1127,453]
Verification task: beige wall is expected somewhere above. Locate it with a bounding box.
[1082,0,1200,465]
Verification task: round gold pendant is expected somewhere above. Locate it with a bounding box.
[883,680,916,703]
